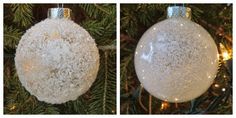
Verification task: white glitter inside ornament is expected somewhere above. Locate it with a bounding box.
[15,18,99,104]
[135,7,219,103]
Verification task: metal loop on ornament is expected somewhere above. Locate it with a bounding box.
[167,6,191,20]
[48,8,72,19]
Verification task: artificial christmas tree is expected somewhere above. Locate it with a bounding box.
[4,4,116,114]
[121,4,232,114]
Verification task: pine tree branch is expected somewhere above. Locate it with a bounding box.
[94,4,110,15]
[148,94,152,114]
[4,34,19,40]
[79,4,114,20]
[11,4,33,27]
[81,20,105,37]
[102,51,108,113]
[4,25,23,49]
[120,54,133,90]
[138,86,148,112]
[198,19,232,43]
[88,50,116,114]
[98,45,116,51]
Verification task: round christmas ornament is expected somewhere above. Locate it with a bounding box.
[15,8,100,104]
[135,6,219,103]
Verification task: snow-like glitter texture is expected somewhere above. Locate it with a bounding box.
[135,17,219,103]
[15,18,99,104]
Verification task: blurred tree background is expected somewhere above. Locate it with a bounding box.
[4,4,116,114]
[120,4,232,114]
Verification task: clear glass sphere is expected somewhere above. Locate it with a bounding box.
[135,17,219,103]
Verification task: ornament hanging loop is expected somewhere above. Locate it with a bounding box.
[57,3,64,8]
[167,6,191,20]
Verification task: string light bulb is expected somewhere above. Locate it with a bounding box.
[214,84,220,88]
[9,105,16,111]
[222,88,226,92]
[160,101,169,110]
[219,43,232,61]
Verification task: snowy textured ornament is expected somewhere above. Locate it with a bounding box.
[135,6,219,103]
[15,8,99,104]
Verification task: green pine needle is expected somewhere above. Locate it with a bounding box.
[4,25,22,49]
[88,51,116,114]
[11,4,33,27]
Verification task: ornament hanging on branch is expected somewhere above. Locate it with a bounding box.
[135,6,219,103]
[15,7,100,104]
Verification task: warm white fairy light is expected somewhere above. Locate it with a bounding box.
[222,88,226,92]
[219,43,232,61]
[9,105,16,111]
[222,52,230,61]
[160,101,169,110]
[214,84,220,88]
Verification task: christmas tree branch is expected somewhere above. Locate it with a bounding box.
[138,86,148,112]
[98,45,116,51]
[94,4,110,15]
[102,51,108,114]
[88,50,116,114]
[11,4,33,27]
[4,26,22,49]
[149,94,152,114]
[198,19,232,43]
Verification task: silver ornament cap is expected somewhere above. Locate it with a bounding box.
[167,6,191,19]
[47,8,72,19]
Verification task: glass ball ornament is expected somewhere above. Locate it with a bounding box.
[134,6,219,103]
[15,8,99,104]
